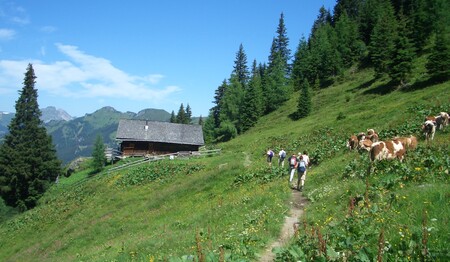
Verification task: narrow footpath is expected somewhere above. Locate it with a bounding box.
[258,188,307,262]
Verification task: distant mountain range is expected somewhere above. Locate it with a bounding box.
[0,106,176,164]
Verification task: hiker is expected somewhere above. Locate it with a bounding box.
[296,155,307,191]
[266,148,274,166]
[278,148,286,167]
[297,151,310,191]
[288,153,298,185]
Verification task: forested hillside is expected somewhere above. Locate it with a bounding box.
[203,0,449,144]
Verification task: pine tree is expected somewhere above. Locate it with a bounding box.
[198,115,203,126]
[92,134,106,173]
[369,0,397,78]
[176,103,187,124]
[389,10,416,86]
[274,13,291,75]
[0,64,61,210]
[334,11,366,67]
[426,0,450,81]
[240,66,262,132]
[296,79,312,119]
[220,74,244,133]
[264,50,290,113]
[170,110,176,123]
[292,36,315,88]
[233,44,249,87]
[185,104,192,124]
[212,80,227,128]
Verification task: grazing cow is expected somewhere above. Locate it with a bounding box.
[370,140,405,162]
[346,135,359,150]
[359,137,373,151]
[422,120,436,141]
[436,112,449,130]
[394,135,418,150]
[366,128,379,142]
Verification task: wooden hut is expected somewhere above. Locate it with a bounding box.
[116,119,204,157]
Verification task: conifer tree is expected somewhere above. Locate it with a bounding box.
[176,103,187,124]
[369,0,397,78]
[426,0,450,81]
[389,10,416,86]
[198,115,203,126]
[212,80,227,128]
[264,50,290,113]
[219,74,244,133]
[185,104,192,124]
[334,11,366,67]
[292,36,315,88]
[274,13,291,75]
[0,64,61,210]
[296,79,312,119]
[240,65,263,132]
[92,134,106,173]
[233,44,249,87]
[170,110,176,123]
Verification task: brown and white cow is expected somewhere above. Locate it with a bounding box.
[366,129,379,142]
[359,137,373,151]
[346,135,359,150]
[370,140,405,162]
[394,135,418,151]
[437,112,449,129]
[422,120,436,141]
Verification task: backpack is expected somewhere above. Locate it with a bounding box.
[281,151,286,158]
[269,151,274,157]
[290,157,297,166]
[298,161,306,172]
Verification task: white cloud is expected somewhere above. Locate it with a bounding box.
[0,29,15,40]
[0,43,181,102]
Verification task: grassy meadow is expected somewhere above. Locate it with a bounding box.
[0,67,449,261]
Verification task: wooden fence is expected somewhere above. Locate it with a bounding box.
[107,149,221,173]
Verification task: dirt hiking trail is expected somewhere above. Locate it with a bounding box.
[258,188,308,262]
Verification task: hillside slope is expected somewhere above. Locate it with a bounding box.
[0,68,448,261]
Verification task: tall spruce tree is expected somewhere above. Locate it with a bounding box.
[170,110,176,123]
[92,134,106,173]
[0,64,61,211]
[274,13,291,75]
[426,0,450,81]
[212,80,227,128]
[296,79,312,119]
[185,104,192,124]
[389,10,416,86]
[176,103,187,124]
[219,74,244,133]
[233,44,249,87]
[369,0,397,78]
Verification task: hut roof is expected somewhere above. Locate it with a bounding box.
[116,119,204,146]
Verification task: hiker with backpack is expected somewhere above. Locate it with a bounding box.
[288,153,298,186]
[266,148,274,166]
[296,155,307,191]
[297,151,310,191]
[278,148,286,167]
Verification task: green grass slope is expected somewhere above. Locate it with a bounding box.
[0,67,448,261]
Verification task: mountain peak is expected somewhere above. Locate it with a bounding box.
[40,106,73,123]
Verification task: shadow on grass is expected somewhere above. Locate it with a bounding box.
[362,80,396,95]
[400,77,448,93]
[349,78,376,92]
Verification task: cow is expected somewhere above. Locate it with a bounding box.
[366,129,379,142]
[436,112,449,130]
[394,135,418,151]
[369,140,405,162]
[422,120,436,141]
[359,137,373,151]
[346,135,358,150]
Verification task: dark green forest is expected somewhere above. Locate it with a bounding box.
[203,0,449,143]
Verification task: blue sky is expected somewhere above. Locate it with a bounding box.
[0,0,336,118]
